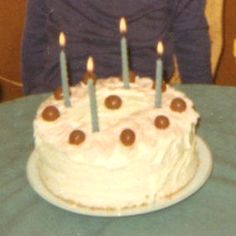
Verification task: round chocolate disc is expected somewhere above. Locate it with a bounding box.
[170,98,187,112]
[53,86,71,100]
[41,106,60,121]
[162,81,167,92]
[152,81,167,92]
[154,115,170,129]
[129,70,136,83]
[82,72,97,85]
[105,95,122,109]
[119,70,136,83]
[120,129,136,146]
[69,130,86,145]
[53,87,63,100]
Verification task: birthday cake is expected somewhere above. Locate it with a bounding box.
[33,76,199,210]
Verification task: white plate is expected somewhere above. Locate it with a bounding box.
[26,136,213,217]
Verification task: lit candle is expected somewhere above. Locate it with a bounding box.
[119,17,130,89]
[155,41,164,108]
[59,32,71,107]
[87,57,99,132]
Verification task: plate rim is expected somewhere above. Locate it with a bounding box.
[26,136,213,217]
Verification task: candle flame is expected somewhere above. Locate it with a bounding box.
[119,17,127,34]
[87,56,94,72]
[156,41,164,55]
[59,32,66,47]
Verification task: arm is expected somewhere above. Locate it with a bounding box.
[205,0,223,75]
[172,0,212,83]
[21,0,49,94]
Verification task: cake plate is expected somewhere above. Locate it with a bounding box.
[26,136,213,217]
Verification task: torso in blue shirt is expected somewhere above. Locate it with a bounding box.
[22,0,211,94]
[46,0,173,85]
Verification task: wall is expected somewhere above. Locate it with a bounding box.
[0,0,25,102]
[215,0,236,86]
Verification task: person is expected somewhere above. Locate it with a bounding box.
[22,0,212,95]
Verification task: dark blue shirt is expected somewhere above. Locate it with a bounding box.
[22,0,212,94]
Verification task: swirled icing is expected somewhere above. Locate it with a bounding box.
[34,77,199,209]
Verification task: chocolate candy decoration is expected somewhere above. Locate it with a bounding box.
[162,81,167,92]
[69,130,86,145]
[42,106,60,121]
[129,70,136,83]
[53,87,63,100]
[120,129,135,146]
[152,81,167,92]
[170,98,187,113]
[119,70,136,83]
[154,115,170,129]
[53,86,71,100]
[82,72,97,85]
[105,95,122,109]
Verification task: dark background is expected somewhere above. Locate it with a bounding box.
[0,1,235,102]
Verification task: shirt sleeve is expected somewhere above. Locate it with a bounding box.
[171,0,212,83]
[21,0,49,94]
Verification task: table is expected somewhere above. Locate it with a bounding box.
[1,85,236,236]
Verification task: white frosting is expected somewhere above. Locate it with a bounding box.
[34,77,199,209]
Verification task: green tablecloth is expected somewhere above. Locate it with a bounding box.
[1,85,236,236]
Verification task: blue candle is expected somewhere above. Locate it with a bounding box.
[87,57,99,132]
[155,41,164,108]
[120,17,130,89]
[59,32,71,107]
[88,79,99,132]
